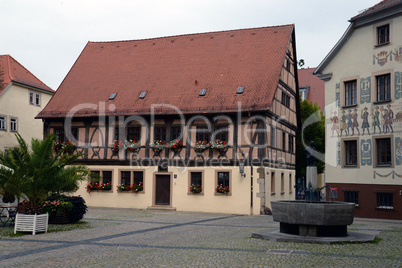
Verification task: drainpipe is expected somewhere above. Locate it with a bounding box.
[250,158,253,215]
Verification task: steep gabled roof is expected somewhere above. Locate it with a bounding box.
[298,68,325,111]
[350,0,402,21]
[37,25,295,118]
[315,0,402,76]
[0,55,54,94]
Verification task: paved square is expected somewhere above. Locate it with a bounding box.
[0,207,401,267]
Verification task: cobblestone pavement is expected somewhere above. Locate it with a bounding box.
[0,207,401,267]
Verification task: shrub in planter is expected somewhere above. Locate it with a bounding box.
[45,194,88,223]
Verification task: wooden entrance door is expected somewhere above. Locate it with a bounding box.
[155,175,171,206]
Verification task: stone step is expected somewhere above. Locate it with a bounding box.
[146,206,176,211]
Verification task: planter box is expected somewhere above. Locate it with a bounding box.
[14,213,49,235]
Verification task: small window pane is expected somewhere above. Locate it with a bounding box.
[10,118,17,132]
[345,140,357,166]
[376,192,393,209]
[377,25,389,45]
[29,92,34,104]
[170,126,182,141]
[127,126,141,141]
[376,74,391,102]
[0,117,6,130]
[214,125,228,142]
[196,126,210,142]
[217,172,229,187]
[191,172,202,186]
[133,171,143,185]
[102,171,112,184]
[35,93,40,106]
[121,171,131,186]
[377,138,391,166]
[345,81,357,106]
[154,127,166,141]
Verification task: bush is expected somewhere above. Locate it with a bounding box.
[46,194,88,223]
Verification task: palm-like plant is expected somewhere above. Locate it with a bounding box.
[0,133,88,214]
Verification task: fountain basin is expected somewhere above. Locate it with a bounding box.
[271,200,355,237]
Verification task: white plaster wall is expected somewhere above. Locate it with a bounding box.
[0,84,53,150]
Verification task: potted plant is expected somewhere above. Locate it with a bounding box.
[53,140,63,152]
[124,140,140,152]
[168,139,182,151]
[216,184,230,195]
[45,194,87,224]
[210,140,228,150]
[132,182,143,192]
[190,184,202,194]
[149,140,167,151]
[195,141,210,152]
[63,140,77,154]
[117,184,132,192]
[42,199,74,224]
[0,133,88,234]
[86,181,112,193]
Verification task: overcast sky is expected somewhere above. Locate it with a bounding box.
[1,0,380,90]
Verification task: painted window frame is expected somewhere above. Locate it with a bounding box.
[196,125,210,142]
[374,136,393,168]
[188,170,204,195]
[376,73,391,102]
[377,24,390,46]
[214,170,232,196]
[118,169,145,193]
[29,92,34,105]
[213,125,229,142]
[35,92,41,106]
[89,169,114,192]
[0,115,6,131]
[10,117,18,132]
[344,80,357,107]
[170,125,182,141]
[342,138,359,168]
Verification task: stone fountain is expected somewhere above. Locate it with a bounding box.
[252,142,375,244]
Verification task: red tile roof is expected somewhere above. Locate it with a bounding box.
[298,68,325,111]
[350,0,402,20]
[0,55,54,94]
[38,25,295,118]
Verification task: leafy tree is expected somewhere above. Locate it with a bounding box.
[0,133,88,214]
[296,99,325,181]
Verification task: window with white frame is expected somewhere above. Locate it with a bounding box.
[29,92,34,104]
[0,116,5,130]
[35,93,40,106]
[10,118,17,132]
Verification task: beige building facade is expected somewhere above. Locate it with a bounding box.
[0,55,54,150]
[315,0,402,219]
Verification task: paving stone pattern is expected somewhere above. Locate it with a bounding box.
[0,207,401,267]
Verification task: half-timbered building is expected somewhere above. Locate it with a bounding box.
[37,25,300,215]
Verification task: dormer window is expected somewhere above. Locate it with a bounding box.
[109,93,117,100]
[199,88,207,96]
[377,24,389,45]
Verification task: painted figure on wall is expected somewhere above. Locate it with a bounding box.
[340,110,349,136]
[385,104,394,133]
[330,111,339,137]
[351,108,360,136]
[372,106,381,134]
[361,107,370,135]
[347,110,353,135]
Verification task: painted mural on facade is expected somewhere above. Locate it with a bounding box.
[329,70,402,168]
[373,45,402,66]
